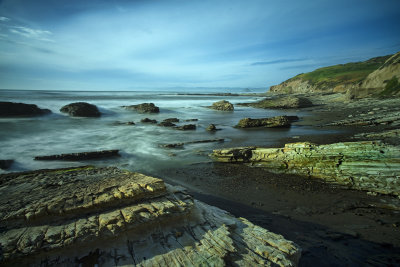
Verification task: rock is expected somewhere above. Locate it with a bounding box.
[160,139,225,149]
[160,143,185,148]
[175,124,196,130]
[209,100,234,111]
[112,121,135,126]
[163,118,179,123]
[236,115,292,128]
[206,124,217,131]
[185,119,198,122]
[0,160,13,170]
[249,96,313,109]
[34,150,120,161]
[158,121,176,127]
[123,103,159,113]
[211,141,400,195]
[60,102,101,117]
[141,118,157,123]
[0,166,301,266]
[0,102,51,117]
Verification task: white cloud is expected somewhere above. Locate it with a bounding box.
[9,26,53,42]
[0,17,10,22]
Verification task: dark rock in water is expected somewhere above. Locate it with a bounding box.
[160,143,185,148]
[176,124,196,130]
[123,103,159,113]
[286,115,300,122]
[158,121,176,127]
[247,96,313,109]
[236,116,291,128]
[0,160,14,170]
[185,119,198,122]
[0,102,51,117]
[34,150,120,161]
[163,118,179,123]
[209,100,234,111]
[112,121,135,126]
[160,138,224,149]
[141,118,157,123]
[206,124,219,131]
[60,102,101,117]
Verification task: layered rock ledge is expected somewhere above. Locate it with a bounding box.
[0,166,301,266]
[211,141,400,195]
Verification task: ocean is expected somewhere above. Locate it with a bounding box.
[0,89,325,174]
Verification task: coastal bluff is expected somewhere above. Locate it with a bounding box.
[0,166,301,266]
[211,141,400,196]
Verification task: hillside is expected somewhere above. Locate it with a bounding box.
[269,53,398,96]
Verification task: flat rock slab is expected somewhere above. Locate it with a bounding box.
[34,150,120,161]
[0,166,301,266]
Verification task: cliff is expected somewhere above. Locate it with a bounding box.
[269,52,400,97]
[0,166,301,266]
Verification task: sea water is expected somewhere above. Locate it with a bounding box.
[0,89,327,174]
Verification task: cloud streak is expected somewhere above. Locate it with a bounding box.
[251,58,308,66]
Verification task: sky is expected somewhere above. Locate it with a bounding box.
[0,0,400,91]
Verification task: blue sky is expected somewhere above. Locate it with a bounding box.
[0,0,400,91]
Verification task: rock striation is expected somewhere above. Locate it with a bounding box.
[34,150,120,161]
[0,166,301,266]
[236,116,295,128]
[209,100,234,111]
[0,102,51,117]
[60,102,101,117]
[211,141,400,196]
[123,103,160,113]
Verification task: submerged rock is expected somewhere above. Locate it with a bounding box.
[34,150,120,161]
[209,100,234,111]
[160,138,225,149]
[60,102,101,117]
[236,115,292,128]
[163,118,180,123]
[112,121,135,126]
[176,124,196,130]
[211,141,400,195]
[0,160,13,170]
[158,121,177,127]
[0,102,51,117]
[141,118,157,123]
[0,166,301,266]
[123,103,160,113]
[206,124,218,131]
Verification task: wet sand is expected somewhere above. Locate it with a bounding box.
[152,95,400,266]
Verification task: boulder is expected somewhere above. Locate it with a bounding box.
[112,121,135,126]
[176,124,196,130]
[34,150,120,161]
[211,141,400,196]
[141,118,157,123]
[123,103,159,113]
[60,102,101,117]
[0,166,301,266]
[249,96,313,109]
[0,102,51,117]
[0,160,13,170]
[206,124,217,131]
[236,116,292,128]
[163,118,179,123]
[158,121,176,127]
[209,100,234,111]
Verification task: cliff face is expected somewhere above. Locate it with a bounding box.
[269,53,397,96]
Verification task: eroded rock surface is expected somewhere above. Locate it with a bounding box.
[0,166,301,266]
[245,96,313,109]
[212,141,400,195]
[0,102,51,117]
[60,102,101,117]
[123,103,160,113]
[209,100,234,111]
[236,116,293,128]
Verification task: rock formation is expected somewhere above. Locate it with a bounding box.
[175,124,196,130]
[141,118,157,123]
[244,96,313,109]
[34,150,120,161]
[0,102,51,117]
[158,121,177,127]
[206,124,218,131]
[163,118,180,123]
[60,102,101,117]
[209,100,234,111]
[236,116,293,128]
[0,160,13,170]
[211,141,400,195]
[123,103,160,113]
[160,138,224,149]
[0,166,301,266]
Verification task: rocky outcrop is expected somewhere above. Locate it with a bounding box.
[161,138,224,148]
[206,124,218,131]
[0,102,51,117]
[236,116,294,128]
[0,160,13,170]
[247,96,313,109]
[211,141,400,195]
[158,121,177,127]
[123,103,160,113]
[176,124,196,130]
[60,102,101,117]
[141,118,157,123]
[0,166,301,266]
[163,118,179,123]
[34,150,120,161]
[209,100,234,111]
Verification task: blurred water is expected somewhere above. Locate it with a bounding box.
[0,89,331,174]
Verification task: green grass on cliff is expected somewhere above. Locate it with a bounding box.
[379,76,400,97]
[290,55,391,89]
